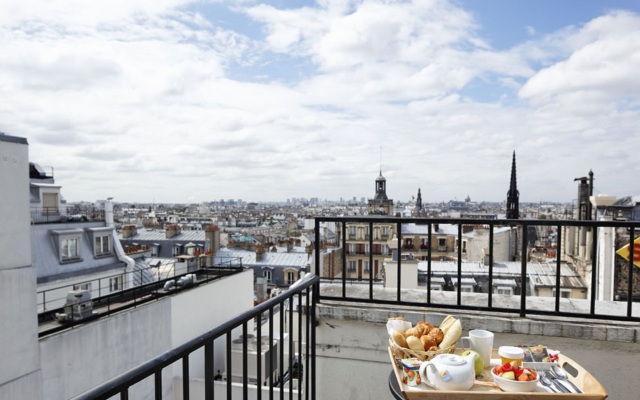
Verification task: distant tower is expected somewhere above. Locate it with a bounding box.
[574,170,594,220]
[368,170,394,215]
[506,151,519,219]
[415,188,423,213]
[374,170,388,201]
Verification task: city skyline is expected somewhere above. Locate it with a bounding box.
[2,0,640,204]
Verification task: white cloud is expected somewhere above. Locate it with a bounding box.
[1,1,639,203]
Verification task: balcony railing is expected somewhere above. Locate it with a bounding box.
[315,216,640,323]
[67,216,639,400]
[30,206,106,224]
[71,274,319,400]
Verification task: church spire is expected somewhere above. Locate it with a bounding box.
[506,151,519,219]
[415,188,423,213]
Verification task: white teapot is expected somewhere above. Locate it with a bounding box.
[419,353,477,391]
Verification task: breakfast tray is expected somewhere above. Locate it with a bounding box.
[389,347,607,400]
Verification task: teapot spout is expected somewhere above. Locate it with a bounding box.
[464,351,478,364]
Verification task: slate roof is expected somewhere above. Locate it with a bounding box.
[214,248,311,268]
[32,221,125,284]
[402,223,511,237]
[118,228,206,242]
[416,261,586,289]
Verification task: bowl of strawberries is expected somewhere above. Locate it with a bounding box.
[491,362,539,392]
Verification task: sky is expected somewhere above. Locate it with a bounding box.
[2,0,640,204]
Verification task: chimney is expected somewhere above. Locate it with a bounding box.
[205,225,220,254]
[122,225,137,238]
[166,224,180,238]
[256,245,265,262]
[287,239,292,253]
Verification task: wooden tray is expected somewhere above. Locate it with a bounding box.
[390,347,607,400]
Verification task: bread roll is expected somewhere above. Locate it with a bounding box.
[428,328,444,345]
[438,319,462,349]
[420,335,437,350]
[406,336,424,352]
[405,326,422,338]
[391,329,408,348]
[417,322,435,335]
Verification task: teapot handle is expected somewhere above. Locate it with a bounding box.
[419,361,437,389]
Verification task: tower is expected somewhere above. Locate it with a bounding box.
[368,170,393,215]
[506,151,519,219]
[415,188,423,213]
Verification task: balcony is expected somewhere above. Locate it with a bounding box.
[70,216,639,400]
[31,206,106,224]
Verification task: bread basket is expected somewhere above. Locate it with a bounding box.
[389,337,455,362]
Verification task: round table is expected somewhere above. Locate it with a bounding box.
[388,370,404,399]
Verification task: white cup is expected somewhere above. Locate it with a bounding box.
[461,329,494,368]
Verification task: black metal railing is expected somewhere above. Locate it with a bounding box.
[71,274,319,400]
[38,265,245,338]
[30,206,106,224]
[314,216,640,322]
[37,258,240,314]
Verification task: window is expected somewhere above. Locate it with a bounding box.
[62,238,80,261]
[172,245,181,257]
[365,243,370,254]
[496,287,513,295]
[109,276,122,292]
[264,269,272,283]
[381,226,389,237]
[74,282,91,292]
[151,245,159,257]
[364,261,370,272]
[95,235,111,256]
[348,243,356,254]
[42,192,59,214]
[348,260,356,271]
[348,226,356,236]
[285,270,297,285]
[381,244,388,255]
[461,286,473,293]
[552,289,571,299]
[438,238,446,250]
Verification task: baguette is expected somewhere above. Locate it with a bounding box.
[438,318,462,349]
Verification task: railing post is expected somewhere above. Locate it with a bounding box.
[205,342,213,399]
[520,223,528,318]
[457,223,462,306]
[341,222,346,298]
[555,224,562,313]
[590,225,599,316]
[427,222,432,304]
[396,220,402,303]
[488,222,494,308]
[628,227,635,317]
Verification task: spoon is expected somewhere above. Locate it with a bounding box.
[538,372,562,393]
[551,365,582,393]
[539,370,569,393]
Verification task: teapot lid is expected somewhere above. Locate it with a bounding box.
[436,354,466,365]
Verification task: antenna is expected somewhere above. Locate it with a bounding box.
[379,146,382,174]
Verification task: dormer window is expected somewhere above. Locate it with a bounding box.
[62,237,79,261]
[51,228,84,264]
[85,227,114,258]
[95,235,111,256]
